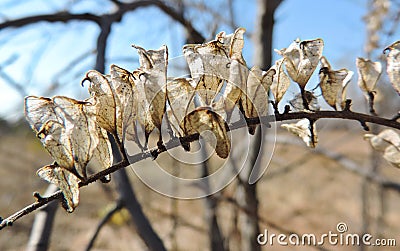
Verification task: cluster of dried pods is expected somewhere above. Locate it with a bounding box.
[24,28,400,212]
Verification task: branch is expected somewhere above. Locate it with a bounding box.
[26,184,59,251]
[85,201,123,251]
[0,109,399,230]
[0,12,102,29]
[0,1,204,42]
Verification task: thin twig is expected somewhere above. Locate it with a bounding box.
[0,109,399,230]
[85,201,123,251]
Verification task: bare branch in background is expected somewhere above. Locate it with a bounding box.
[0,54,28,97]
[85,201,123,251]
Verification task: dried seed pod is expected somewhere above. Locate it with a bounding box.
[319,56,353,110]
[240,67,275,134]
[289,91,320,112]
[356,57,382,96]
[166,78,196,135]
[109,64,137,144]
[182,107,230,158]
[270,58,290,104]
[84,70,117,134]
[132,45,168,147]
[276,38,324,89]
[52,96,99,180]
[383,41,400,95]
[37,163,80,213]
[281,119,318,148]
[364,129,400,168]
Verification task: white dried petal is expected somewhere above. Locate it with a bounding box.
[132,45,168,146]
[84,70,116,134]
[109,64,137,144]
[182,107,230,158]
[281,119,318,148]
[277,38,324,88]
[37,164,80,213]
[384,40,400,95]
[270,58,290,104]
[319,56,353,110]
[24,96,60,132]
[240,66,275,134]
[53,96,99,180]
[356,57,382,94]
[364,129,400,168]
[166,78,196,135]
[37,120,75,174]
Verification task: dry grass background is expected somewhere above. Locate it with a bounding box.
[1,121,400,251]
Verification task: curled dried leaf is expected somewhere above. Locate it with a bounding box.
[166,78,196,136]
[383,146,400,168]
[84,70,116,134]
[25,96,60,132]
[289,91,320,112]
[270,58,290,104]
[281,119,318,148]
[240,66,275,134]
[217,28,248,117]
[364,129,399,151]
[383,41,400,95]
[25,95,112,182]
[182,107,230,158]
[91,127,113,182]
[53,96,99,180]
[319,56,354,110]
[109,64,137,144]
[37,120,75,174]
[276,38,324,88]
[219,58,248,118]
[37,163,80,213]
[356,57,382,95]
[364,129,400,168]
[229,27,246,64]
[183,42,229,105]
[132,45,168,146]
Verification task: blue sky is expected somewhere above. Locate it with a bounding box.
[0,0,392,121]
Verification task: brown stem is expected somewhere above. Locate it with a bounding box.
[0,109,399,230]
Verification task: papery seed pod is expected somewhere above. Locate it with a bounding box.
[270,58,290,104]
[364,129,400,168]
[84,70,117,134]
[281,119,318,148]
[356,57,382,96]
[276,38,324,89]
[319,56,353,110]
[383,41,400,95]
[182,107,230,158]
[37,163,80,213]
[132,45,168,147]
[240,66,275,134]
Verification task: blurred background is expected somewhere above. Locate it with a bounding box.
[1,0,400,250]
